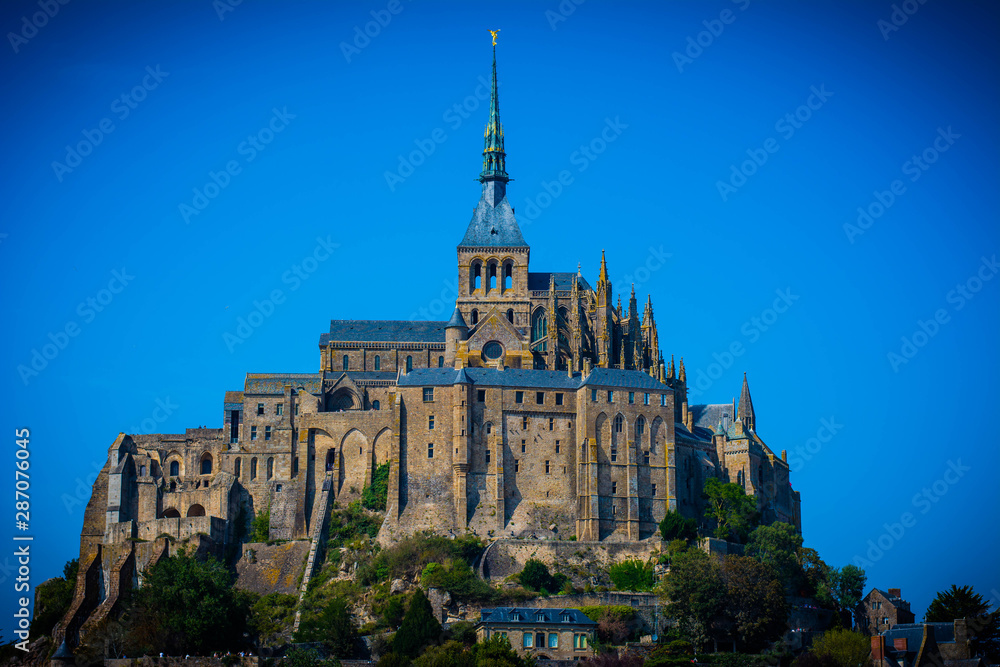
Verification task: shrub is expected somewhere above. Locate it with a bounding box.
[519,558,568,595]
[659,510,697,542]
[607,559,654,592]
[250,504,270,543]
[363,463,390,511]
[393,588,441,658]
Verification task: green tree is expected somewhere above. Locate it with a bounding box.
[702,478,759,543]
[252,592,298,646]
[472,633,534,667]
[721,554,788,652]
[250,503,271,542]
[294,597,358,658]
[926,585,1000,661]
[125,550,254,656]
[607,559,655,592]
[810,628,871,667]
[746,522,804,593]
[363,463,390,511]
[30,559,78,640]
[393,588,442,658]
[661,549,726,649]
[832,565,866,626]
[798,548,836,606]
[412,640,475,667]
[659,510,698,542]
[518,559,566,595]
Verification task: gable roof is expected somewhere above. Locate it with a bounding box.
[397,366,669,391]
[320,320,448,345]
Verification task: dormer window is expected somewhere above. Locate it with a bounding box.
[512,612,520,621]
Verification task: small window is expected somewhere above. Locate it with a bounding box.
[471,309,479,325]
[548,633,558,649]
[515,391,523,404]
[486,422,492,434]
[521,440,526,453]
[512,612,521,622]
[591,389,598,402]
[555,441,560,454]
[373,400,380,410]
[423,387,434,402]
[275,484,282,492]
[629,391,635,404]
[644,392,650,405]
[250,458,257,480]
[612,481,617,494]
[266,457,273,480]
[536,391,545,405]
[548,417,554,431]
[613,504,617,515]
[257,403,264,415]
[611,447,617,462]
[522,416,528,429]
[545,460,550,474]
[200,456,212,474]
[661,394,667,406]
[265,426,272,441]
[250,426,257,441]
[169,460,179,476]
[556,393,564,406]
[343,354,349,370]
[477,390,486,402]
[438,356,444,368]
[428,443,434,458]
[506,308,514,322]
[374,354,381,371]
[428,415,435,430]
[407,356,413,372]
[139,465,146,476]
[651,483,657,497]
[292,457,298,476]
[295,404,300,415]
[523,633,532,647]
[644,451,650,465]
[276,403,283,415]
[235,459,241,478]
[486,450,491,463]
[614,415,623,433]
[514,460,519,473]
[637,418,645,436]
[607,391,613,403]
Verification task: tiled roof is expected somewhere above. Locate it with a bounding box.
[335,371,398,383]
[527,272,594,292]
[478,608,596,626]
[320,320,448,345]
[691,404,733,431]
[397,367,670,391]
[458,193,528,248]
[245,373,321,395]
[887,623,956,644]
[224,391,244,404]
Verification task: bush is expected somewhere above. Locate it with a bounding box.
[519,558,568,595]
[357,533,484,588]
[327,502,382,549]
[294,596,358,658]
[578,606,637,645]
[420,560,497,603]
[250,504,270,543]
[363,463,391,511]
[660,510,698,542]
[31,559,78,640]
[251,592,298,646]
[607,559,655,592]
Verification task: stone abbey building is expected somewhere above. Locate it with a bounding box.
[55,44,800,651]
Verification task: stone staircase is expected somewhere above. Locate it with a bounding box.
[292,472,335,633]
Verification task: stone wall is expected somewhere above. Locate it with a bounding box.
[235,540,310,596]
[480,538,660,586]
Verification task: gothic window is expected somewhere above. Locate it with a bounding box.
[636,416,645,437]
[614,415,624,433]
[343,355,349,370]
[374,355,381,371]
[406,356,413,372]
[169,460,179,476]
[506,308,514,323]
[531,310,548,350]
[373,400,380,410]
[471,309,479,325]
[251,457,258,480]
[267,457,274,480]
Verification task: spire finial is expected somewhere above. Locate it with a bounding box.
[599,250,609,283]
[738,372,755,431]
[479,33,508,186]
[490,29,500,46]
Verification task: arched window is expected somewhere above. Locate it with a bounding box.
[504,262,513,290]
[343,354,349,370]
[438,355,444,368]
[162,508,180,518]
[250,457,258,480]
[267,457,274,480]
[472,262,482,291]
[531,310,548,351]
[169,460,179,476]
[139,465,146,477]
[489,262,497,290]
[471,309,479,325]
[406,356,413,372]
[235,458,242,478]
[187,504,205,517]
[200,454,213,475]
[636,416,645,437]
[506,308,514,323]
[374,355,381,371]
[373,400,380,411]
[614,415,624,433]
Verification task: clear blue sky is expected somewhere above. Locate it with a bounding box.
[2,0,998,640]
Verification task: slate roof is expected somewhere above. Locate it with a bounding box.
[478,608,596,626]
[527,272,594,292]
[333,371,398,383]
[245,373,322,395]
[887,623,956,645]
[691,404,733,432]
[458,193,528,248]
[223,391,244,406]
[446,307,468,329]
[320,320,448,345]
[397,367,669,391]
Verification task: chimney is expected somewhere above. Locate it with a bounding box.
[888,588,901,598]
[893,638,908,651]
[872,636,886,663]
[781,449,787,462]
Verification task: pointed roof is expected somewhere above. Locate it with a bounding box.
[479,41,508,184]
[598,250,609,284]
[737,372,755,430]
[446,307,468,329]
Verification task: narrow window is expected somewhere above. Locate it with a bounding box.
[423,387,434,402]
[170,461,179,476]
[276,403,283,415]
[428,443,434,458]
[651,483,657,497]
[251,458,257,480]
[555,441,560,454]
[644,392,650,405]
[489,263,497,289]
[137,464,144,476]
[637,417,645,436]
[660,394,666,406]
[614,415,623,433]
[486,450,491,464]
[406,356,413,372]
[549,417,554,431]
[473,263,482,290]
[428,415,435,430]
[536,391,544,404]
[506,308,514,323]
[545,460,550,474]
[292,457,298,476]
[374,355,381,371]
[607,391,613,403]
[611,447,617,463]
[477,389,486,402]
[521,440,526,453]
[556,393,564,406]
[591,389,598,402]
[515,391,523,404]
[613,504,617,515]
[471,309,479,325]
[504,263,512,290]
[644,451,650,465]
[235,459,241,478]
[522,416,528,429]
[250,426,257,441]
[629,391,635,404]
[514,460,519,472]
[266,457,274,480]
[486,422,492,434]
[257,403,264,415]
[343,354,349,370]
[265,426,272,441]
[438,355,444,367]
[295,404,300,415]
[230,409,240,443]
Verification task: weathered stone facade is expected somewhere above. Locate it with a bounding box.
[859,587,917,635]
[54,43,801,653]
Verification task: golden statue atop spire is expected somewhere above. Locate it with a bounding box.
[490,29,500,46]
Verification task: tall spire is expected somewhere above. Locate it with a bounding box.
[737,372,756,431]
[479,33,508,188]
[598,250,609,284]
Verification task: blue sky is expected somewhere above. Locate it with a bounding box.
[2,0,998,639]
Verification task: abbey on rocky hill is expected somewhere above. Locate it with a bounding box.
[54,42,800,653]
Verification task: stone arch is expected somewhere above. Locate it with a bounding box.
[162,508,181,518]
[470,257,484,293]
[267,457,274,480]
[373,428,392,468]
[650,416,665,454]
[166,451,183,477]
[502,258,514,291]
[250,457,258,480]
[635,415,647,450]
[187,504,205,517]
[338,429,369,497]
[200,452,213,475]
